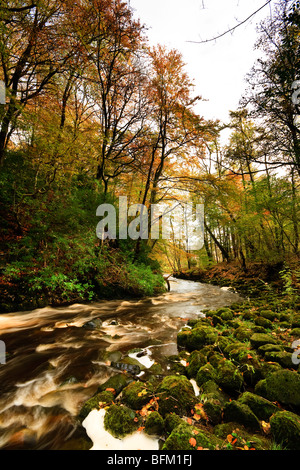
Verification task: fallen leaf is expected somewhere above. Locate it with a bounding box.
[189,437,197,447]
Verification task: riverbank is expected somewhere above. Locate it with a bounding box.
[75,262,300,451]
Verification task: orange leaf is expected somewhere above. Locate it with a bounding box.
[105,388,116,394]
[227,434,233,443]
[189,438,197,447]
[187,418,192,425]
[197,447,203,450]
[137,427,145,432]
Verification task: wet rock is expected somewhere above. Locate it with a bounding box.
[270,410,300,450]
[254,316,273,329]
[222,401,261,432]
[82,318,103,330]
[255,370,300,408]
[237,391,279,421]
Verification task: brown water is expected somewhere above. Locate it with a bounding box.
[0,278,242,450]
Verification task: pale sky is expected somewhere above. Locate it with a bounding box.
[130,0,274,132]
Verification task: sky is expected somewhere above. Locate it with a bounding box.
[129,0,275,136]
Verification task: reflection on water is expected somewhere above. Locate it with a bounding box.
[0,278,242,449]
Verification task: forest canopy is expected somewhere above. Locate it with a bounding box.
[0,0,299,310]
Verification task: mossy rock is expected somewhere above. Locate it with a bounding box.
[144,411,164,436]
[255,370,300,408]
[185,350,207,379]
[195,363,217,387]
[259,310,278,321]
[177,325,218,352]
[259,361,282,378]
[213,422,271,450]
[78,391,115,422]
[222,401,261,432]
[292,315,300,328]
[234,326,253,342]
[290,328,300,336]
[264,351,294,369]
[164,413,186,434]
[162,423,222,450]
[203,400,222,425]
[270,411,300,450]
[104,404,139,438]
[215,360,244,395]
[121,381,152,410]
[257,344,283,356]
[156,375,197,417]
[215,336,236,354]
[237,392,279,421]
[97,373,132,396]
[199,380,229,406]
[148,362,163,375]
[250,333,278,349]
[254,316,273,329]
[207,352,225,369]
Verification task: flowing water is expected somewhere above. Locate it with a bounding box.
[0,278,243,450]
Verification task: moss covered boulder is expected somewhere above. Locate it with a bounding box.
[237,392,279,421]
[195,363,217,387]
[162,423,222,450]
[270,411,300,450]
[223,401,261,432]
[121,381,152,410]
[177,325,218,352]
[185,350,207,379]
[156,375,197,416]
[255,370,300,408]
[215,360,244,395]
[97,373,132,396]
[144,411,164,436]
[250,333,278,350]
[213,422,271,450]
[104,404,139,438]
[78,391,115,422]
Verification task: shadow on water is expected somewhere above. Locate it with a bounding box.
[0,278,243,449]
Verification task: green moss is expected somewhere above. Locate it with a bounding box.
[196,363,217,387]
[215,360,244,395]
[270,411,300,450]
[97,373,132,396]
[121,381,152,410]
[213,422,271,450]
[156,375,197,417]
[185,350,207,378]
[250,333,278,349]
[162,423,222,450]
[223,401,261,432]
[164,413,186,434]
[237,392,279,421]
[78,391,115,422]
[144,411,164,436]
[177,325,218,352]
[104,404,139,438]
[255,370,300,407]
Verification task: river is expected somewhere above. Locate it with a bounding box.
[0,278,243,450]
